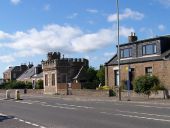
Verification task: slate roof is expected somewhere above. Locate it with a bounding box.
[106,35,170,66]
[17,67,35,80]
[32,72,43,78]
[118,34,170,47]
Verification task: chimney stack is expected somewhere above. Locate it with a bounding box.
[128,32,138,43]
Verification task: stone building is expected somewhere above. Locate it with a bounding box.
[17,64,43,88]
[105,33,170,90]
[42,52,89,94]
[3,64,28,82]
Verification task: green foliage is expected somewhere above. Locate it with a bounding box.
[0,80,32,89]
[35,79,44,89]
[82,67,100,89]
[25,82,32,89]
[96,65,105,86]
[133,75,161,97]
[86,67,98,82]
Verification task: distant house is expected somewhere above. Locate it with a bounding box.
[42,52,89,94]
[0,78,4,85]
[3,64,28,82]
[105,33,170,90]
[17,64,43,88]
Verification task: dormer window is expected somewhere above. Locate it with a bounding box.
[121,48,132,58]
[142,44,157,55]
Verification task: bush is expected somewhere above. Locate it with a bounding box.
[1,81,33,89]
[35,80,44,89]
[82,81,99,89]
[133,75,161,98]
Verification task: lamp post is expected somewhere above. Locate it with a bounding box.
[116,0,121,101]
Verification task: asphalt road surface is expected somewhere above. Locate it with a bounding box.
[0,94,170,128]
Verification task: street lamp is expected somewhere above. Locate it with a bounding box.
[116,0,121,101]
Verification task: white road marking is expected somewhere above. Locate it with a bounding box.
[19,119,24,122]
[15,101,32,104]
[136,104,170,109]
[116,109,170,118]
[42,104,76,110]
[32,123,40,127]
[25,100,47,104]
[0,112,46,128]
[25,121,31,124]
[100,111,170,122]
[55,103,94,109]
[0,113,7,116]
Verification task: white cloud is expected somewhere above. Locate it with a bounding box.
[158,0,170,7]
[88,20,95,25]
[0,24,134,62]
[158,24,166,31]
[140,27,154,38]
[107,8,144,22]
[10,0,21,5]
[71,29,115,52]
[44,4,50,11]
[86,9,98,14]
[66,13,78,19]
[0,31,11,39]
[119,26,135,37]
[0,55,15,63]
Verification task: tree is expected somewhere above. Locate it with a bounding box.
[82,67,100,89]
[133,75,160,98]
[96,65,105,86]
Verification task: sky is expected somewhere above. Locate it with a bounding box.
[0,0,170,78]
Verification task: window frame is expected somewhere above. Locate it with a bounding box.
[51,73,55,86]
[145,67,153,76]
[142,44,157,56]
[120,48,132,58]
[45,74,48,86]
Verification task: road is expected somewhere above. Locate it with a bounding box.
[0,94,170,128]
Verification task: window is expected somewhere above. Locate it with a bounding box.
[114,70,119,86]
[121,48,132,58]
[145,67,152,76]
[142,44,157,55]
[45,74,48,86]
[52,74,55,86]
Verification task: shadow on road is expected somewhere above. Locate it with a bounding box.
[0,115,14,122]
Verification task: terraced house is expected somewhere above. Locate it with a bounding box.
[105,33,170,90]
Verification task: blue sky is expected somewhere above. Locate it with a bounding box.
[0,0,170,78]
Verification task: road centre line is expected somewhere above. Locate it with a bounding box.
[55,103,94,109]
[136,104,170,109]
[15,101,32,104]
[41,104,76,110]
[25,100,47,104]
[116,109,170,118]
[100,112,170,123]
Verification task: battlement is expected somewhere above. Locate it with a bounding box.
[47,52,61,60]
[42,52,89,69]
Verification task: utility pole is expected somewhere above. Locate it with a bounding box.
[116,0,121,101]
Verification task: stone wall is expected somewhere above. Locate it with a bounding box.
[106,60,170,90]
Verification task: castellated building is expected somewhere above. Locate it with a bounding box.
[42,52,89,94]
